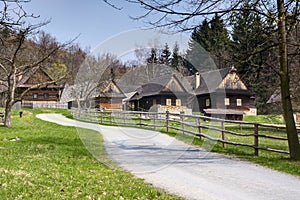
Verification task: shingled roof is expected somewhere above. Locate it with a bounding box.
[194,67,250,95]
[130,74,190,101]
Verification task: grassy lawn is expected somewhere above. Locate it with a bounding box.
[0,108,182,200]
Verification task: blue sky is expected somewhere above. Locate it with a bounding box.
[24,0,148,50]
[22,0,190,63]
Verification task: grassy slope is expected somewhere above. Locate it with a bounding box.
[0,109,182,200]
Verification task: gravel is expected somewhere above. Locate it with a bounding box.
[37,113,300,200]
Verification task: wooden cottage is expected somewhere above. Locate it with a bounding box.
[129,74,191,112]
[194,67,256,120]
[94,80,126,110]
[16,68,63,108]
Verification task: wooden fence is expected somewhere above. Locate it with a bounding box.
[71,108,300,156]
[22,102,68,109]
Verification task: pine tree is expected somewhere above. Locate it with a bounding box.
[230,4,278,113]
[185,22,214,73]
[185,16,231,73]
[159,43,171,65]
[209,14,231,68]
[171,42,180,70]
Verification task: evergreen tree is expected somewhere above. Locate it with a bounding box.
[171,42,180,70]
[209,14,231,68]
[185,16,231,73]
[185,22,214,74]
[230,4,278,113]
[159,43,171,65]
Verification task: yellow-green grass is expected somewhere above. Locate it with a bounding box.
[0,108,182,200]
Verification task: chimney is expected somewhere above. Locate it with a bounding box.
[195,72,200,89]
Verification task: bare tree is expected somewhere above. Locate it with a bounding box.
[0,0,69,127]
[106,0,300,160]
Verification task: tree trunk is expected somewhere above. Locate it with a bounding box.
[277,0,300,160]
[4,104,11,128]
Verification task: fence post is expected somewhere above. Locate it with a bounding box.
[153,113,156,130]
[197,117,202,140]
[100,110,103,124]
[254,123,259,156]
[180,111,184,134]
[166,111,170,133]
[139,112,142,127]
[221,121,226,149]
[123,112,126,125]
[110,112,112,124]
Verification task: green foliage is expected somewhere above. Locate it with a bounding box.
[159,43,171,65]
[230,4,279,114]
[0,109,181,200]
[186,15,231,73]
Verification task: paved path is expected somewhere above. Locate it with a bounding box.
[37,113,300,200]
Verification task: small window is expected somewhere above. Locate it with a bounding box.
[205,99,210,107]
[166,99,172,106]
[176,99,181,106]
[43,93,49,99]
[237,99,242,106]
[33,93,38,99]
[224,98,230,106]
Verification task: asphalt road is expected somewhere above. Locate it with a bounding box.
[37,113,300,200]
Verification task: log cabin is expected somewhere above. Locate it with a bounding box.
[194,67,256,120]
[94,80,126,110]
[129,74,192,112]
[16,68,63,108]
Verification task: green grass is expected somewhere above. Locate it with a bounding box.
[0,108,182,200]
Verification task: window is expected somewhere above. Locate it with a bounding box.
[33,93,38,99]
[166,99,172,106]
[205,99,210,107]
[176,99,181,106]
[237,99,242,106]
[43,93,49,99]
[224,98,230,106]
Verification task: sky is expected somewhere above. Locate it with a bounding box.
[23,0,146,49]
[22,0,190,56]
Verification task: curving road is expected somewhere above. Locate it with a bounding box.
[37,113,300,200]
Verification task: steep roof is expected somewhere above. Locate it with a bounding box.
[117,64,175,93]
[195,67,250,95]
[17,67,60,88]
[96,80,126,98]
[130,74,190,100]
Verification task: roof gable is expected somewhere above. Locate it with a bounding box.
[23,68,53,85]
[218,71,248,90]
[162,76,187,93]
[195,67,231,95]
[98,80,126,98]
[102,80,123,94]
[195,67,250,95]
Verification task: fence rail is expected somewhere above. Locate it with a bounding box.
[22,103,68,109]
[71,108,300,156]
